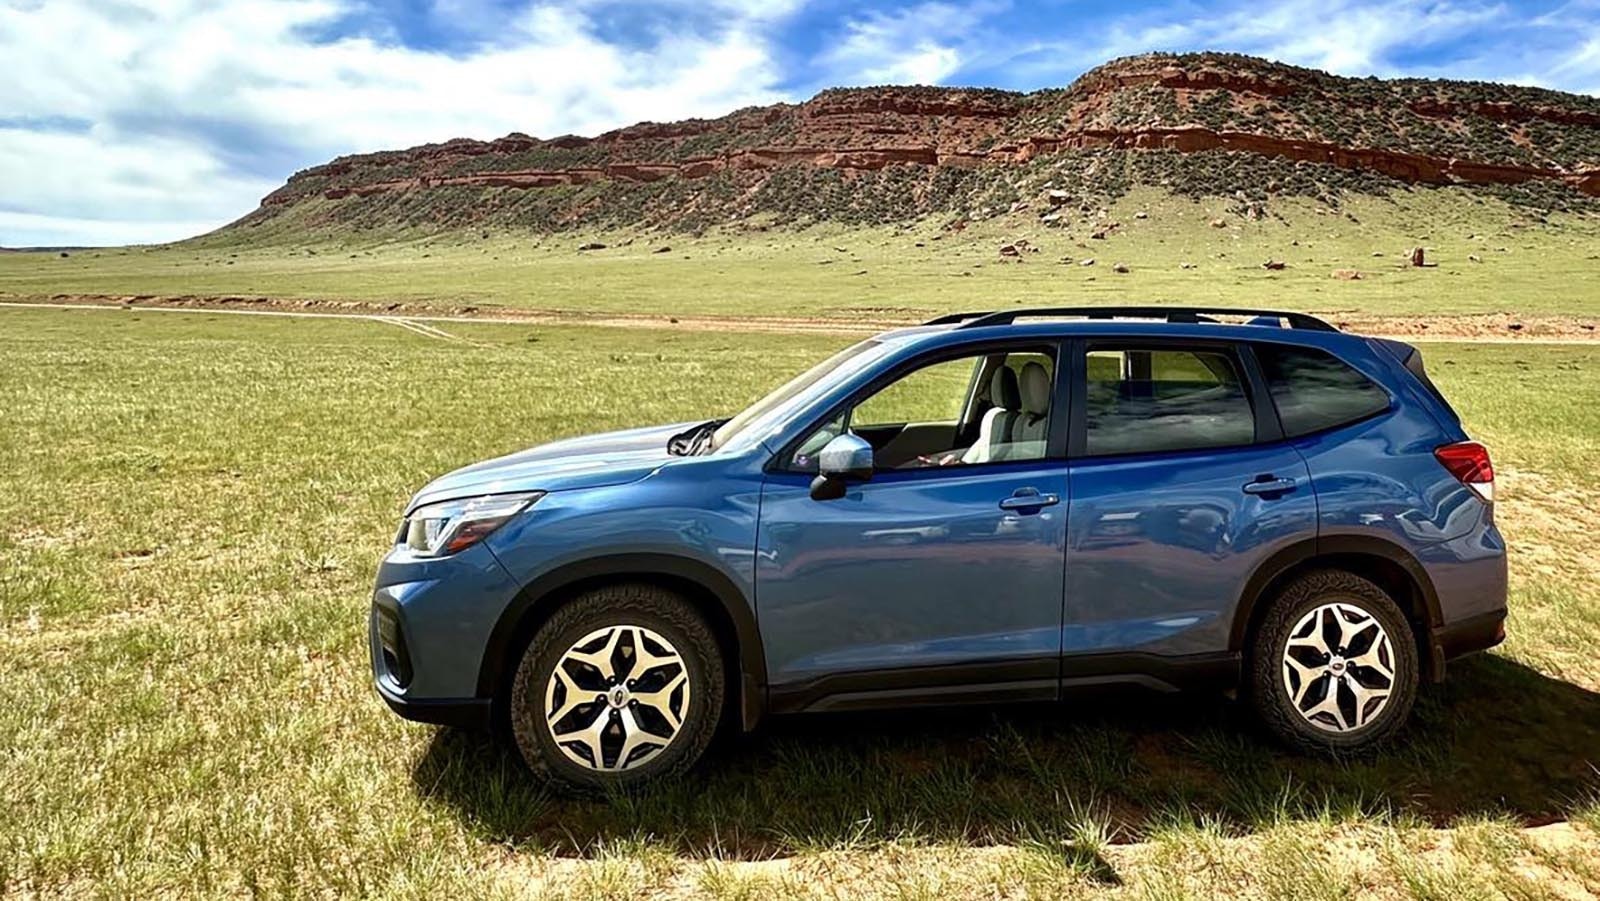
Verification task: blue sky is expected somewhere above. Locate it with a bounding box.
[2,0,1598,247]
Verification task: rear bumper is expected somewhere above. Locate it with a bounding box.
[1429,608,1507,679]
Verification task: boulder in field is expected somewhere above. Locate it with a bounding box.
[1332,268,1363,280]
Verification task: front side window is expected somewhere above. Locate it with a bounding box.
[790,348,1055,471]
[1084,347,1255,455]
[1256,344,1390,437]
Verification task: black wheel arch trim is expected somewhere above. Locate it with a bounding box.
[477,553,768,730]
[1229,533,1444,654]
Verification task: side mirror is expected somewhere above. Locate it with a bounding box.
[810,433,873,501]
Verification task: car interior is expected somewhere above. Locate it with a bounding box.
[789,349,1055,471]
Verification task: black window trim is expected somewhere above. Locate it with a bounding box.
[1067,336,1284,459]
[766,338,1072,475]
[1250,340,1396,440]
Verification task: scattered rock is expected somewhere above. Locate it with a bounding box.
[1134,211,1148,219]
[1090,229,1108,240]
[1080,258,1096,267]
[1262,259,1286,270]
[59,251,69,258]
[577,242,606,251]
[1409,246,1426,267]
[1372,251,1385,257]
[1209,218,1227,228]
[1008,200,1031,214]
[653,246,671,254]
[1112,263,1130,273]
[1046,189,1073,206]
[1180,262,1196,269]
[1332,268,1363,280]
[1508,322,1524,331]
[999,243,1021,257]
[1468,254,1481,263]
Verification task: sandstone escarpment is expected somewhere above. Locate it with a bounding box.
[242,52,1600,233]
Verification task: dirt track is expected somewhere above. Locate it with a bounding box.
[5,293,1599,342]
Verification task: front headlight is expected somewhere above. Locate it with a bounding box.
[400,491,544,557]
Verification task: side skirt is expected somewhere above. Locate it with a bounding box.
[767,652,1241,715]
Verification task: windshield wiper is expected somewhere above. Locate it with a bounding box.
[667,419,726,456]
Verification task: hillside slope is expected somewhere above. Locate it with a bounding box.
[231,52,1600,238]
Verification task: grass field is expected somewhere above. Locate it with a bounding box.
[2,305,1598,898]
[4,189,1600,321]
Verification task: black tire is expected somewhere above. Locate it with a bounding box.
[509,583,724,792]
[1249,569,1419,755]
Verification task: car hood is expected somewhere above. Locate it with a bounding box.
[407,421,694,512]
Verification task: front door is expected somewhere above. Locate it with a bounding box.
[756,344,1069,710]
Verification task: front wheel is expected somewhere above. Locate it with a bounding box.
[509,584,724,791]
[1250,570,1419,755]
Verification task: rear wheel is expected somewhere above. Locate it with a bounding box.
[509,584,723,791]
[1250,570,1419,755]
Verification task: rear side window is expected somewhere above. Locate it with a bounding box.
[1084,348,1256,455]
[1256,345,1390,437]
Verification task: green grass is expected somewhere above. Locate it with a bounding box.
[2,307,1598,897]
[4,188,1599,320]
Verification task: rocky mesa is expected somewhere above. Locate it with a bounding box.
[236,52,1600,235]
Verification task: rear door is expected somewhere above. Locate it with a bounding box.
[1062,339,1317,668]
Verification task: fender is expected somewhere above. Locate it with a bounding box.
[475,552,768,729]
[1228,533,1443,652]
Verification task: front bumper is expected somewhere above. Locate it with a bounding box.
[374,677,492,729]
[368,540,520,727]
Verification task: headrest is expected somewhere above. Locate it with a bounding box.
[990,366,1020,410]
[1019,362,1050,417]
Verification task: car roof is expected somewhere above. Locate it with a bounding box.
[873,307,1370,355]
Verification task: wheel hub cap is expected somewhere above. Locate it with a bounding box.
[543,624,690,771]
[1281,602,1395,733]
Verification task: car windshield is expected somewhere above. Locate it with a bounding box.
[711,339,886,451]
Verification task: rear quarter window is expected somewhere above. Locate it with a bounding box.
[1256,344,1390,437]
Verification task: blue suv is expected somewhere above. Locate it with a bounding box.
[371,307,1507,789]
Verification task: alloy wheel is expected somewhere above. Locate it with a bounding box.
[1281,602,1396,733]
[544,624,691,771]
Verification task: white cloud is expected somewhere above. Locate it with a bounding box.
[987,0,1594,92]
[0,0,794,246]
[815,1,1007,87]
[0,124,279,245]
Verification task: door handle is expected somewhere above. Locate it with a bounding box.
[1242,476,1298,497]
[999,488,1061,511]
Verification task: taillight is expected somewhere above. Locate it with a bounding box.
[1435,441,1494,503]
